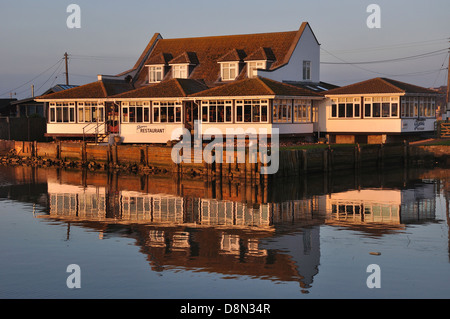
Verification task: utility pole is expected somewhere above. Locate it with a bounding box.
[64,52,69,85]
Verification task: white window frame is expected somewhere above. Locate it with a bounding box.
[293,99,312,123]
[235,100,269,123]
[152,101,182,123]
[172,64,188,79]
[200,100,233,123]
[49,102,76,123]
[220,62,238,81]
[303,60,311,81]
[272,99,292,123]
[78,101,105,123]
[121,101,150,123]
[247,61,266,78]
[148,65,164,83]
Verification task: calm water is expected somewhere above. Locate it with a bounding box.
[0,164,449,299]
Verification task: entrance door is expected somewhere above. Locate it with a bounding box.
[106,102,119,133]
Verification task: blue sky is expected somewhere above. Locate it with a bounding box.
[0,0,449,99]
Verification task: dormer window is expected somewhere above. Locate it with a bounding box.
[220,62,238,81]
[148,65,164,83]
[247,61,266,78]
[172,64,188,79]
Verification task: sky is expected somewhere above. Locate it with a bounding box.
[0,0,449,99]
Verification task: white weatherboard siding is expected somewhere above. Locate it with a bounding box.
[257,24,320,83]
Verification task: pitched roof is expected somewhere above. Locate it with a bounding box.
[325,77,439,95]
[168,51,199,65]
[244,47,276,61]
[189,77,322,97]
[134,22,314,86]
[112,78,209,99]
[35,80,134,100]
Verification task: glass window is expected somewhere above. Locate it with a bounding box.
[172,65,188,79]
[149,65,164,83]
[247,61,265,78]
[221,63,238,81]
[49,102,76,123]
[303,61,311,81]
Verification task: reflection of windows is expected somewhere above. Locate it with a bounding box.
[236,100,268,123]
[49,102,75,123]
[201,100,232,123]
[152,101,182,123]
[273,99,292,123]
[293,99,311,123]
[78,102,105,123]
[401,96,435,118]
[121,101,150,123]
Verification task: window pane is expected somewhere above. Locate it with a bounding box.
[50,108,56,122]
[217,103,224,122]
[129,107,136,122]
[331,103,337,117]
[236,104,243,122]
[372,103,381,117]
[261,104,267,122]
[346,103,353,118]
[168,106,174,122]
[364,104,371,117]
[253,103,260,122]
[244,103,251,122]
[354,104,360,117]
[226,105,232,122]
[382,103,390,117]
[338,104,345,118]
[63,107,69,122]
[391,103,398,117]
[161,107,167,122]
[144,108,149,122]
[153,107,159,122]
[175,107,181,123]
[136,107,143,122]
[202,106,208,122]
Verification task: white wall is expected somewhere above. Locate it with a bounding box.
[257,24,320,83]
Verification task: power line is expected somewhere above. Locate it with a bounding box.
[321,48,448,65]
[0,58,63,97]
[325,37,449,55]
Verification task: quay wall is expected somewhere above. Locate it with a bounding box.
[0,140,449,180]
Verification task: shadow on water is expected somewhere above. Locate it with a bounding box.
[0,164,449,294]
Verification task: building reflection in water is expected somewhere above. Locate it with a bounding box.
[0,165,445,292]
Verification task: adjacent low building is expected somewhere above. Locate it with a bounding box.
[318,77,442,144]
